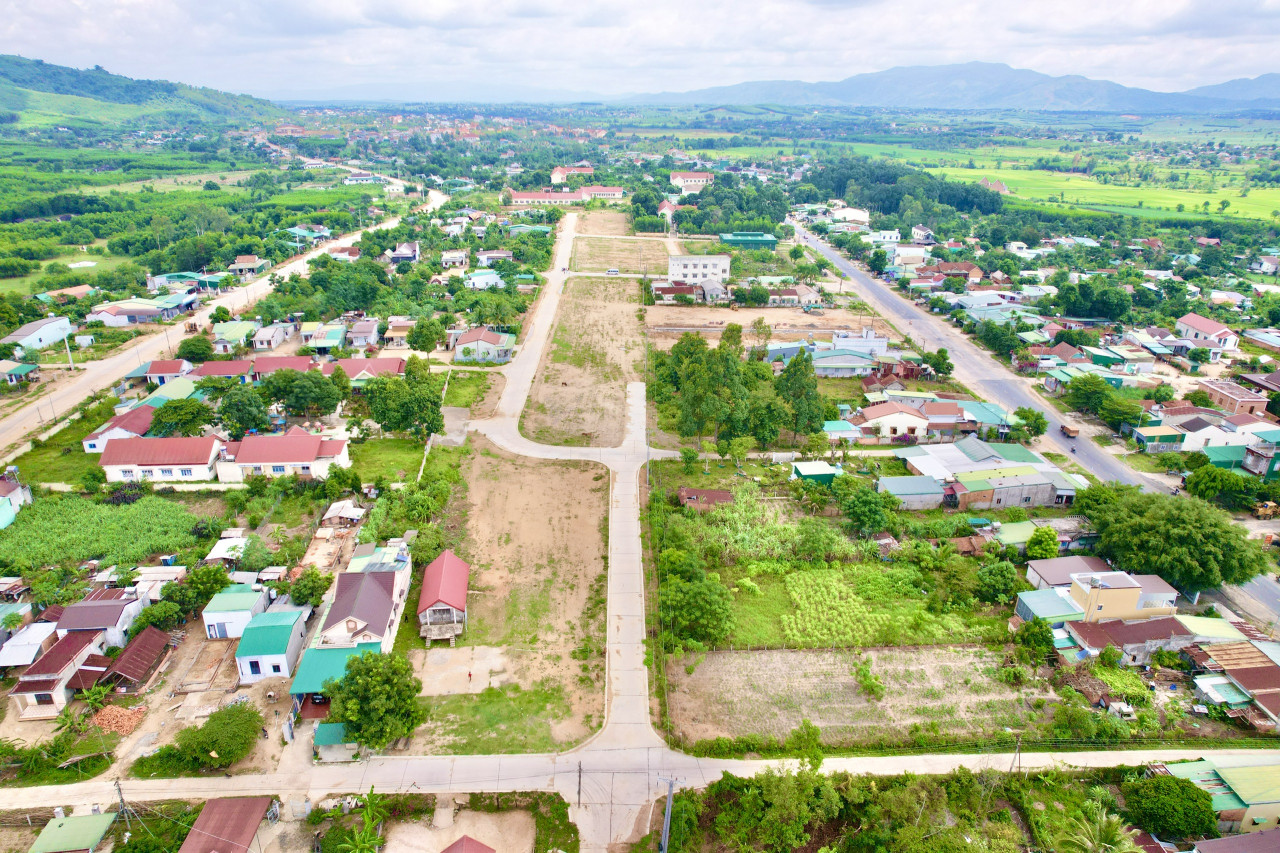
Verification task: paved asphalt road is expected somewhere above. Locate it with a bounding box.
[794,223,1166,492]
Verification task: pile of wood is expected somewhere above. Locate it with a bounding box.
[92,705,147,735]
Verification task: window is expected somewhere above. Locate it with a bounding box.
[995,498,1003,505]
[272,664,282,674]
[160,468,174,477]
[248,660,261,675]
[272,465,286,474]
[141,469,153,479]
[122,469,134,479]
[180,469,193,477]
[1023,497,1031,503]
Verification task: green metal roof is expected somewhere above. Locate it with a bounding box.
[313,722,351,746]
[1016,588,1085,621]
[6,363,38,376]
[289,643,381,694]
[236,609,303,658]
[1175,615,1246,641]
[1164,760,1248,812]
[1219,764,1280,805]
[1205,444,1248,468]
[878,475,944,496]
[996,521,1039,545]
[31,814,116,853]
[203,584,263,614]
[988,442,1041,464]
[212,321,257,342]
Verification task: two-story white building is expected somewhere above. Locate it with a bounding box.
[668,254,731,284]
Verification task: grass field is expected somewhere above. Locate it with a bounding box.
[420,683,572,754]
[443,370,491,408]
[570,237,669,274]
[11,404,115,485]
[0,253,137,297]
[348,438,424,484]
[85,169,260,194]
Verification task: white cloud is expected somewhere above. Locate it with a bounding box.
[1,0,1275,99]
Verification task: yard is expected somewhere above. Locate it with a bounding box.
[442,370,491,408]
[523,275,643,446]
[349,438,425,484]
[666,646,1039,749]
[38,327,144,364]
[408,437,609,752]
[9,398,117,486]
[570,236,669,274]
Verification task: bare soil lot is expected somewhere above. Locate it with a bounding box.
[645,304,897,348]
[667,646,1039,746]
[412,437,608,752]
[577,210,632,236]
[524,276,643,447]
[571,237,669,273]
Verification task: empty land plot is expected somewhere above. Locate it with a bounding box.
[577,209,632,236]
[570,236,669,273]
[523,275,643,446]
[415,436,609,753]
[646,303,896,347]
[667,646,1038,747]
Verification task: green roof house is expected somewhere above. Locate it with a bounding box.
[30,814,116,853]
[202,584,268,640]
[236,609,307,684]
[791,460,843,485]
[1014,588,1085,626]
[211,321,260,355]
[719,232,778,249]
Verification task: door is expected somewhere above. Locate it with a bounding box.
[207,622,227,640]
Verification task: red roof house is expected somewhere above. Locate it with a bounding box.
[217,427,349,482]
[440,838,496,853]
[418,550,470,641]
[178,797,273,853]
[99,436,222,483]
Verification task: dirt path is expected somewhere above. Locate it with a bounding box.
[523,276,644,447]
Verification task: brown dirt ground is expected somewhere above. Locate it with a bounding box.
[523,276,643,447]
[452,436,609,744]
[646,304,898,348]
[0,826,37,853]
[469,372,506,420]
[666,646,1042,746]
[571,237,669,274]
[577,210,631,236]
[384,806,535,853]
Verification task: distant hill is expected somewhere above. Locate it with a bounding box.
[0,54,284,126]
[1184,72,1280,102]
[626,62,1280,113]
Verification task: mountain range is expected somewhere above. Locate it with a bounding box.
[624,62,1280,112]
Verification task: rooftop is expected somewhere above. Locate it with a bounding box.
[236,609,304,658]
[30,814,116,853]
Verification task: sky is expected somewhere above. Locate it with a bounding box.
[3,0,1280,101]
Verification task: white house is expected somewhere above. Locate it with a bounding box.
[99,436,222,483]
[454,327,515,364]
[143,359,193,385]
[1,316,74,357]
[1176,312,1239,350]
[235,608,307,684]
[56,589,146,649]
[202,584,269,640]
[252,324,292,351]
[215,427,350,483]
[848,401,929,441]
[82,405,155,453]
[347,318,380,349]
[440,249,468,268]
[669,171,713,194]
[668,254,730,284]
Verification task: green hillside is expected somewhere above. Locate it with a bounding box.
[0,54,284,127]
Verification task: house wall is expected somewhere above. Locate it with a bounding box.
[203,600,266,640]
[986,481,1057,510]
[9,317,73,353]
[1068,583,1177,623]
[956,488,998,510]
[216,451,349,483]
[237,620,306,684]
[860,413,928,439]
[103,460,217,483]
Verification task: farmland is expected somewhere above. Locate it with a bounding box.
[570,236,669,274]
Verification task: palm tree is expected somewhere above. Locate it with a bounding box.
[360,787,390,829]
[1056,801,1142,853]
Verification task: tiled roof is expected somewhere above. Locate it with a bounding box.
[324,572,395,637]
[146,360,188,375]
[224,430,343,464]
[192,360,253,377]
[1177,312,1230,336]
[87,405,155,441]
[21,630,99,677]
[418,549,470,614]
[178,797,272,853]
[100,436,219,467]
[103,626,171,684]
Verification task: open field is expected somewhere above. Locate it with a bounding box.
[84,169,261,194]
[645,303,896,347]
[412,437,609,753]
[576,209,632,236]
[570,236,669,274]
[0,253,137,297]
[667,646,1039,747]
[524,276,643,447]
[349,438,424,484]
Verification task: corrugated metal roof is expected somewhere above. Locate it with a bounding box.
[103,626,170,684]
[178,797,272,853]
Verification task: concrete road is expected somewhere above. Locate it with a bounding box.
[0,187,447,459]
[794,223,1165,491]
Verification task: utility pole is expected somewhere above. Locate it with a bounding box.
[577,761,582,808]
[658,777,676,853]
[64,335,74,371]
[115,780,131,830]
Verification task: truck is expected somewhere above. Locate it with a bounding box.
[1060,424,1080,438]
[1253,501,1278,520]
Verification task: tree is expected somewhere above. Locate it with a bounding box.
[660,576,733,645]
[365,375,443,439]
[175,335,214,363]
[325,652,426,750]
[679,447,699,473]
[976,560,1018,604]
[1187,347,1210,364]
[150,399,214,437]
[1015,616,1054,662]
[1025,525,1060,560]
[1185,389,1214,409]
[1014,407,1048,438]
[805,432,829,459]
[80,466,106,494]
[748,393,789,449]
[776,351,822,441]
[286,370,342,417]
[922,348,954,376]
[1121,776,1217,841]
[218,385,270,440]
[1098,397,1145,431]
[130,601,182,635]
[329,365,351,400]
[834,480,891,536]
[789,244,805,261]
[727,436,753,471]
[173,702,263,768]
[1056,801,1141,853]
[288,567,333,607]
[1064,374,1113,414]
[406,317,444,352]
[209,305,232,323]
[2,610,24,632]
[1094,492,1266,592]
[866,248,888,274]
[1186,465,1258,510]
[749,316,772,354]
[163,564,232,615]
